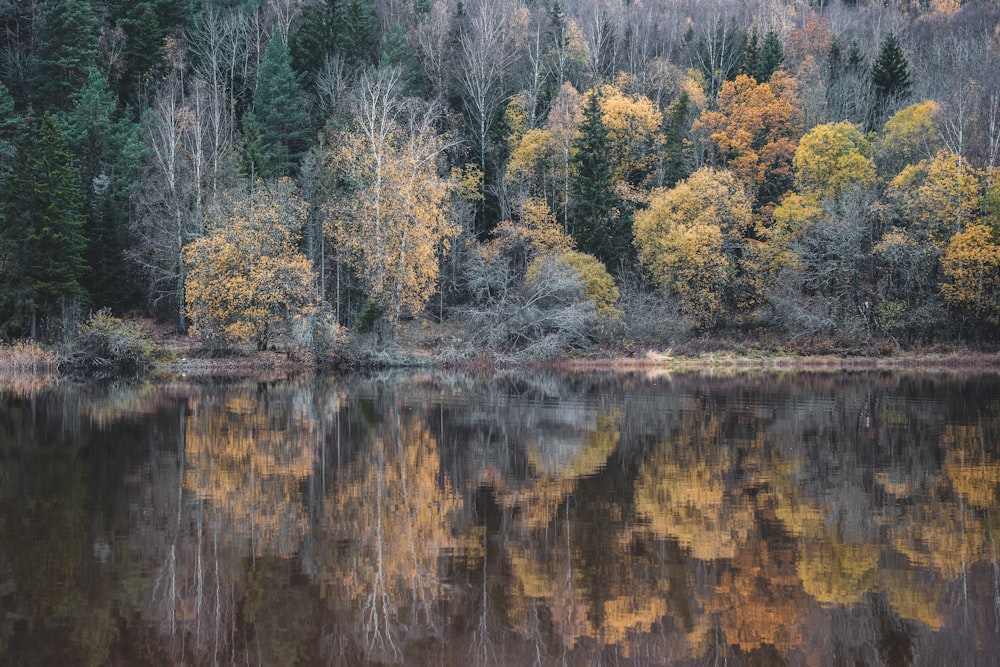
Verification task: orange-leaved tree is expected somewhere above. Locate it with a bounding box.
[183,179,316,350]
[694,72,804,214]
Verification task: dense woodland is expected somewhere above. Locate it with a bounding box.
[2,0,1000,359]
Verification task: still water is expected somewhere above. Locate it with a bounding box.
[1,370,999,666]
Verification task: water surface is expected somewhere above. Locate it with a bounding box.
[1,370,998,665]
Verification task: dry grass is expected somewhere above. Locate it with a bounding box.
[0,341,58,394]
[0,340,57,372]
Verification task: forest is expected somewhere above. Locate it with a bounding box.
[2,0,1000,363]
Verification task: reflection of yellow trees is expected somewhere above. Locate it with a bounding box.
[797,537,878,606]
[323,415,460,661]
[492,410,620,529]
[942,425,1000,509]
[635,415,755,561]
[183,390,317,557]
[636,458,755,560]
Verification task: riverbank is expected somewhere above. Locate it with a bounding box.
[3,316,1000,382]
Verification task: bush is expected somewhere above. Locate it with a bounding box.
[58,310,157,377]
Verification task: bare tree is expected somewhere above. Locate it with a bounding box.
[414,0,454,97]
[457,0,526,219]
[133,75,196,328]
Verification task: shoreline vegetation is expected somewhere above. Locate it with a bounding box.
[3,316,999,387]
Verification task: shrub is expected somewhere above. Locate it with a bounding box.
[58,310,157,376]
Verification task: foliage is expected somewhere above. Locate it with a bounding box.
[569,89,624,269]
[876,100,942,177]
[253,34,312,178]
[941,223,1000,328]
[329,70,460,334]
[31,0,101,110]
[0,114,88,341]
[464,249,598,358]
[58,309,156,376]
[793,122,875,200]
[560,250,622,321]
[885,150,983,249]
[868,33,913,131]
[695,73,804,212]
[633,167,754,329]
[183,180,317,350]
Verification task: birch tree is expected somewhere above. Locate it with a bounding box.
[329,68,460,334]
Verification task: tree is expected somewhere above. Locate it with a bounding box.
[0,81,21,185]
[183,180,317,349]
[30,0,101,110]
[868,33,912,132]
[0,114,88,340]
[119,3,166,105]
[633,167,754,328]
[253,33,311,178]
[329,68,460,334]
[941,223,1000,332]
[457,0,526,232]
[695,73,804,213]
[57,68,144,311]
[875,100,942,178]
[569,88,623,269]
[596,83,664,189]
[793,121,875,200]
[741,28,784,83]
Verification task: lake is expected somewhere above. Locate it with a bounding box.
[1,369,998,665]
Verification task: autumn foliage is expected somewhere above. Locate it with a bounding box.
[183,180,316,350]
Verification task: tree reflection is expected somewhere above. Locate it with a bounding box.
[320,411,461,663]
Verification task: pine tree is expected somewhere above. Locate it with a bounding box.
[0,82,21,183]
[757,29,784,82]
[740,29,761,81]
[569,89,624,269]
[253,34,311,178]
[0,115,88,339]
[341,0,376,66]
[120,3,166,105]
[290,0,344,80]
[57,68,143,311]
[868,33,912,131]
[31,0,101,110]
[662,91,691,189]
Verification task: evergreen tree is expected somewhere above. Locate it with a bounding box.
[57,68,144,310]
[868,33,912,131]
[569,89,625,269]
[290,0,343,80]
[662,91,692,189]
[31,0,101,110]
[119,3,166,105]
[740,29,761,81]
[757,29,784,82]
[0,114,88,339]
[741,28,783,83]
[253,34,311,178]
[0,81,21,183]
[379,25,429,96]
[341,0,376,66]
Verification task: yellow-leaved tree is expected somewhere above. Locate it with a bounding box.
[633,167,754,329]
[183,179,316,350]
[941,223,1000,327]
[329,68,460,334]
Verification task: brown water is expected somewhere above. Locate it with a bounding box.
[1,370,998,666]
